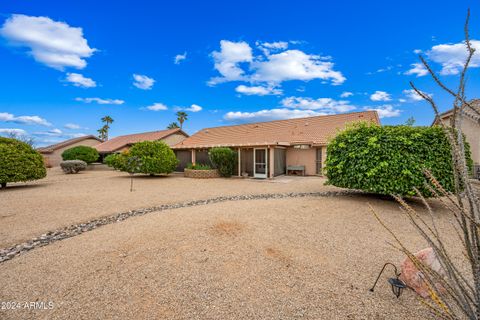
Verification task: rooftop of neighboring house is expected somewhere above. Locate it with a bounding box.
[95,128,188,153]
[433,99,480,125]
[37,135,102,154]
[173,111,380,149]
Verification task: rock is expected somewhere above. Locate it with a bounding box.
[399,247,445,298]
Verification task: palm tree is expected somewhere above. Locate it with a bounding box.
[97,126,107,141]
[176,111,188,129]
[100,116,114,140]
[167,122,180,129]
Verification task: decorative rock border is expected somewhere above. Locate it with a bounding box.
[0,190,356,264]
[184,168,221,179]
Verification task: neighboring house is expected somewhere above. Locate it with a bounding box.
[433,99,480,178]
[94,128,188,157]
[173,111,380,178]
[37,135,102,167]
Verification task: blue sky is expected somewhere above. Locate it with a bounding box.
[0,1,479,146]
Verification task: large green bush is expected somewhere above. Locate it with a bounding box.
[208,147,237,177]
[325,123,472,197]
[61,145,99,164]
[0,137,46,188]
[128,141,178,175]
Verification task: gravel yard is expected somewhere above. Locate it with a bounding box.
[0,168,338,248]
[0,169,461,319]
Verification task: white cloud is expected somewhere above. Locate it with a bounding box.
[256,41,289,55]
[33,128,88,139]
[426,40,480,75]
[257,41,289,50]
[370,91,392,101]
[364,104,401,118]
[209,40,345,87]
[209,40,253,85]
[64,123,81,129]
[402,89,432,101]
[235,85,282,96]
[0,128,27,135]
[185,104,202,112]
[281,97,356,113]
[145,103,168,111]
[133,74,155,90]
[65,73,96,88]
[0,14,95,70]
[413,49,422,54]
[75,97,124,105]
[224,108,323,122]
[251,49,345,85]
[174,52,187,64]
[404,63,428,77]
[0,112,51,126]
[33,128,63,136]
[175,104,203,112]
[340,91,353,98]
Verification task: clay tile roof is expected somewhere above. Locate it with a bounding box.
[95,128,187,153]
[173,111,380,149]
[434,99,480,125]
[37,135,102,154]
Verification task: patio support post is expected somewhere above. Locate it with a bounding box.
[269,147,275,179]
[238,148,241,176]
[191,149,196,165]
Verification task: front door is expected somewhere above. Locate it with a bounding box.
[254,148,268,178]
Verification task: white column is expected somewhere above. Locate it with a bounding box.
[269,147,275,179]
[238,148,241,176]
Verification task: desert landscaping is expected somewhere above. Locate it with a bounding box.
[0,168,464,319]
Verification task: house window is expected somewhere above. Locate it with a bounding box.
[316,148,323,175]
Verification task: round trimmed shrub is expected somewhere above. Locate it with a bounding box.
[61,145,99,164]
[325,123,473,197]
[0,137,46,188]
[208,147,237,177]
[60,160,87,174]
[128,141,178,175]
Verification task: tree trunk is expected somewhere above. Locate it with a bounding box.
[1,182,6,189]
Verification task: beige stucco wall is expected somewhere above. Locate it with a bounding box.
[462,117,480,165]
[163,133,188,147]
[43,138,101,167]
[440,115,480,165]
[286,147,319,176]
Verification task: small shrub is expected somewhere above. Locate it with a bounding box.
[186,163,212,170]
[0,137,46,188]
[128,141,178,175]
[104,153,128,171]
[208,147,237,177]
[61,145,99,164]
[60,160,87,174]
[325,123,473,197]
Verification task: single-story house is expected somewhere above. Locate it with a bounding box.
[433,99,480,177]
[172,111,380,178]
[37,135,102,167]
[94,128,188,158]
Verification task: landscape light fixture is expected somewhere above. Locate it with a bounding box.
[369,262,407,298]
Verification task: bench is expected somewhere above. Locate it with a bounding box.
[287,165,305,176]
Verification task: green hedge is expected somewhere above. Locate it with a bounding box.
[61,145,99,164]
[208,147,237,177]
[128,141,178,175]
[0,137,46,188]
[325,123,473,196]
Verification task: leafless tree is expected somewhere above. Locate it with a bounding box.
[5,132,36,147]
[370,10,480,319]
